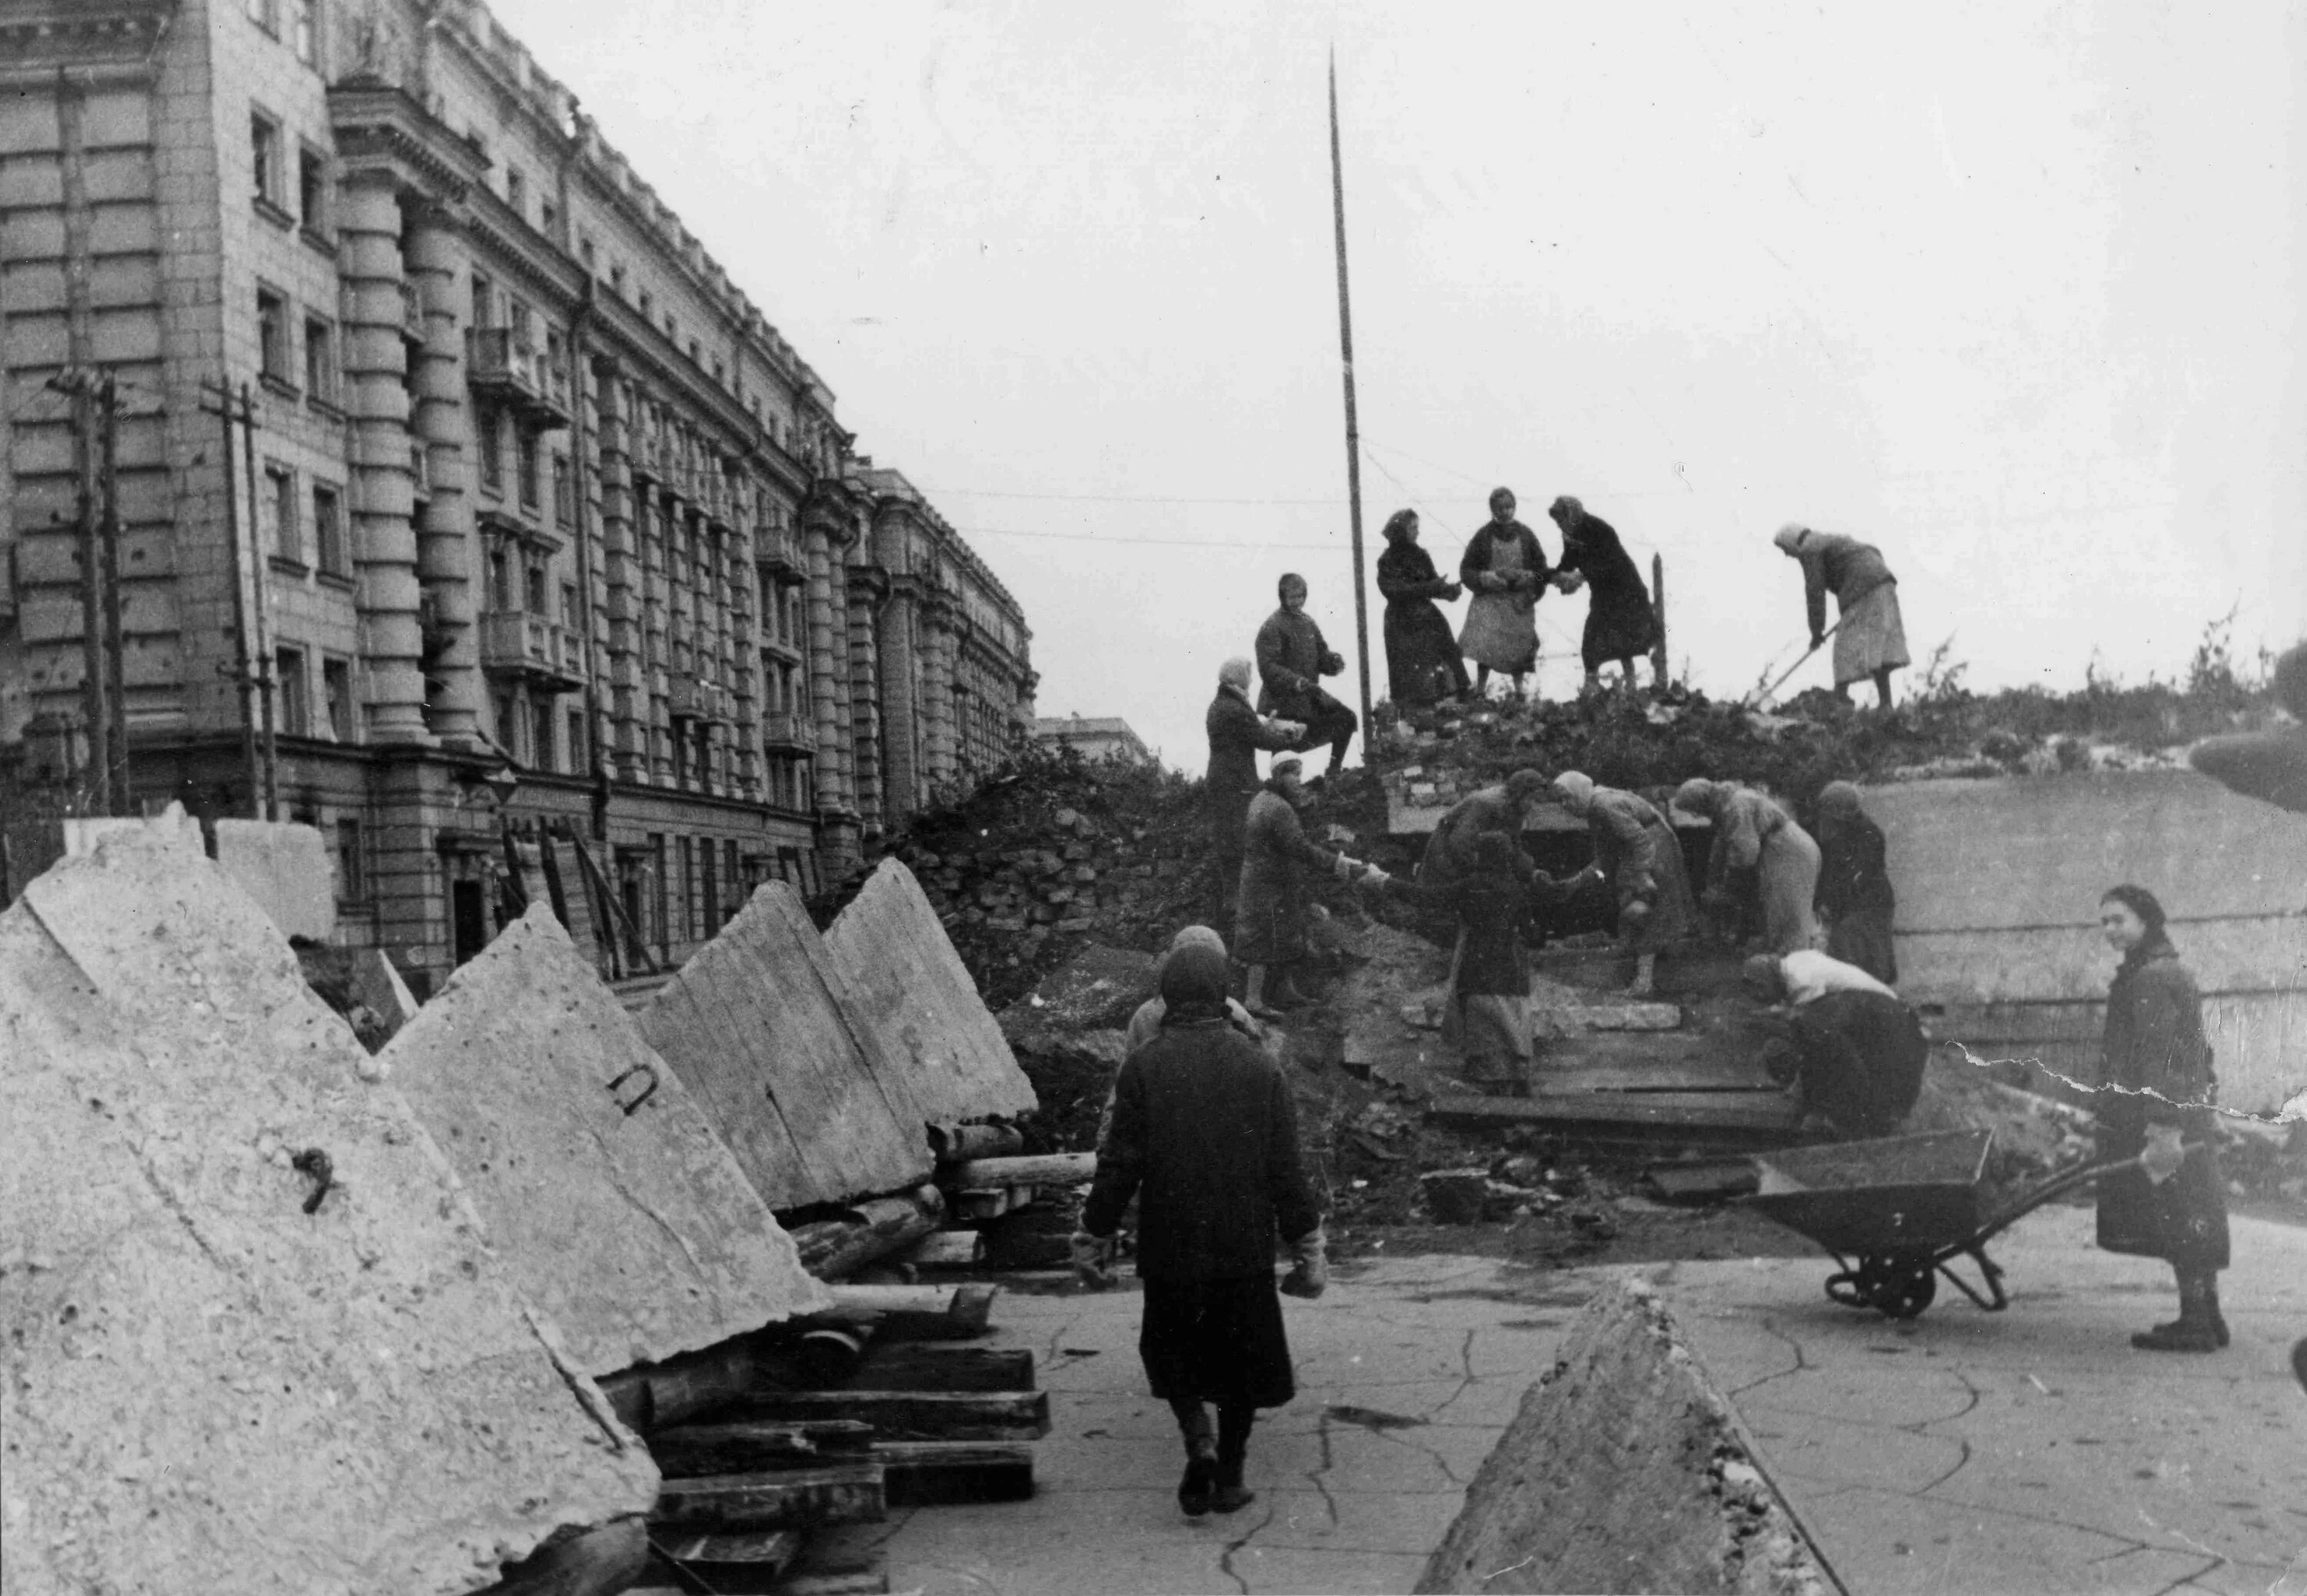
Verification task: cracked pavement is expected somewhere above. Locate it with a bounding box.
[808,1209,2305,1595]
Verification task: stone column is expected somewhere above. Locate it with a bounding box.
[402,201,478,746]
[592,362,645,782]
[846,564,885,834]
[338,170,429,743]
[919,594,958,790]
[800,491,851,816]
[876,579,920,822]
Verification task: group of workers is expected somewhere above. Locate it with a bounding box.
[1070,518,2284,1529]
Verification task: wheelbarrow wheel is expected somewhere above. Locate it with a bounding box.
[1826,1256,1937,1319]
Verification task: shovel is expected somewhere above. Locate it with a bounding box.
[1743,616,1845,709]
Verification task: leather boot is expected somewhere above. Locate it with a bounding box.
[1172,1400,1217,1516]
[2132,1271,2222,1353]
[1210,1404,1257,1515]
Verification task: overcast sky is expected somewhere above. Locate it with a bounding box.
[491,0,2307,770]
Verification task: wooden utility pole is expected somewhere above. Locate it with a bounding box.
[1652,553,1669,688]
[203,379,263,813]
[1327,49,1373,751]
[240,381,279,819]
[62,368,112,815]
[95,372,130,809]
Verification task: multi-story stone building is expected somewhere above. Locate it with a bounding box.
[0,0,1035,993]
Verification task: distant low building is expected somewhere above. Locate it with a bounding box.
[1035,715,1150,766]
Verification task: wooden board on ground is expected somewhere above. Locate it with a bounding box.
[646,1528,804,1595]
[650,1420,875,1478]
[381,905,828,1375]
[1535,1062,1781,1096]
[651,1465,887,1532]
[1429,1090,1805,1137]
[851,1344,1037,1393]
[721,1389,1050,1441]
[824,860,1037,1124]
[805,1282,997,1341]
[2,832,657,1596]
[641,881,933,1210]
[874,1441,1037,1507]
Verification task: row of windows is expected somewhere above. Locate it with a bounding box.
[255,284,338,404]
[250,108,329,238]
[263,460,347,576]
[245,0,321,68]
[269,643,355,743]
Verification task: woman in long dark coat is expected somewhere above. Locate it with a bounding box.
[1374,509,1469,707]
[2092,884,2229,1353]
[1813,781,1897,985]
[1547,497,1656,693]
[1077,943,1326,1517]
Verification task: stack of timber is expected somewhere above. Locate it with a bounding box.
[0,829,658,1594]
[611,1283,1047,1594]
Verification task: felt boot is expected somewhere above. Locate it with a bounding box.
[1172,1400,1217,1516]
[2132,1270,2222,1353]
[1210,1404,1257,1515]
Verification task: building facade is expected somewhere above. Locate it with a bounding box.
[0,0,1034,993]
[1033,716,1152,766]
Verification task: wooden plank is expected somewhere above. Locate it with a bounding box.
[824,859,1040,1122]
[896,1230,985,1268]
[650,1420,875,1478]
[850,1343,1037,1393]
[641,881,934,1211]
[721,1389,1050,1441]
[1535,1064,1780,1096]
[930,1121,1026,1162]
[799,1281,997,1342]
[1428,1091,1805,1135]
[874,1440,1037,1507]
[378,906,827,1377]
[947,1152,1096,1188]
[651,1465,887,1532]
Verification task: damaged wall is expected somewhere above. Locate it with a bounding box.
[0,831,657,1595]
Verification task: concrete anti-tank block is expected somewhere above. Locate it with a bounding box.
[1418,1276,1831,1595]
[2,831,657,1596]
[382,905,830,1375]
[346,946,419,1039]
[213,817,335,939]
[61,800,201,859]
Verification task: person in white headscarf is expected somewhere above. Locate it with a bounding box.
[1773,524,1909,710]
[1550,770,1695,996]
[1673,777,1821,955]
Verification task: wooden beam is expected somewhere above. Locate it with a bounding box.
[722,1388,1050,1441]
[598,1338,756,1434]
[875,1439,1036,1507]
[852,1342,1037,1393]
[895,1229,985,1269]
[803,1282,997,1341]
[651,1465,887,1532]
[649,1419,874,1478]
[1426,1092,1804,1135]
[947,1152,1095,1189]
[930,1121,1025,1162]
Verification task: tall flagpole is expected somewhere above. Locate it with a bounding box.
[1327,48,1373,760]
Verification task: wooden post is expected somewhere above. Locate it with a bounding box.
[240,383,278,820]
[1651,553,1669,687]
[96,373,130,810]
[206,381,261,814]
[1328,50,1373,750]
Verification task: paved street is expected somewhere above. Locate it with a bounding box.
[819,1209,2307,1596]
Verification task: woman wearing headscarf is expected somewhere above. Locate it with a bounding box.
[1671,778,1822,955]
[1547,497,1657,694]
[1773,524,1909,710]
[1206,657,1305,926]
[1375,509,1470,708]
[1550,770,1695,997]
[1233,756,1377,1018]
[1386,831,1556,1096]
[1077,942,1327,1517]
[1457,487,1554,699]
[2092,885,2229,1353]
[1813,780,1898,986]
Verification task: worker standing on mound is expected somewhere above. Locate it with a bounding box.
[1205,657,1304,927]
[1075,942,1327,1520]
[1773,523,1909,710]
[1256,574,1358,779]
[1234,755,1383,1019]
[1813,780,1899,986]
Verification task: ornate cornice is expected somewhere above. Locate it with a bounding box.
[0,0,176,85]
[326,78,490,204]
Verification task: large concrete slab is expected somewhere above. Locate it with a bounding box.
[1869,771,2307,1114]
[383,904,831,1376]
[824,860,1037,1126]
[214,816,337,939]
[1,832,657,1596]
[641,879,934,1210]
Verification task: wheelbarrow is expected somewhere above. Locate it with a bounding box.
[1743,1128,2154,1321]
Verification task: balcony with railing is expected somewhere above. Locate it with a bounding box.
[759,709,814,751]
[667,669,734,725]
[754,527,804,579]
[464,327,571,428]
[477,609,585,692]
[628,427,664,486]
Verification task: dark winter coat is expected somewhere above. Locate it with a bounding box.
[1786,990,1927,1137]
[1584,786,1696,950]
[1233,786,1340,966]
[1376,540,1467,706]
[1457,520,1552,591]
[1555,514,1656,670]
[1254,607,1342,721]
[1417,786,1532,894]
[1815,811,1896,915]
[1205,684,1297,848]
[1082,1018,1321,1280]
[2094,936,2229,1268]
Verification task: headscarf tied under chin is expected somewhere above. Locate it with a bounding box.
[1773,524,1809,555]
[1159,942,1232,1024]
[1673,777,1723,819]
[1551,770,1596,816]
[1816,780,1863,820]
[1220,657,1253,693]
[1381,509,1417,544]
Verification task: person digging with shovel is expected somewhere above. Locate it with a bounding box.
[1073,942,1327,1518]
